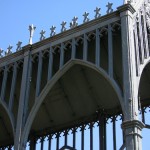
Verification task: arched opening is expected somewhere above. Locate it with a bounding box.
[25,62,124,149]
[0,104,14,148]
[138,62,150,149]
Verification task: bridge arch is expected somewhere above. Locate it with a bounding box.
[0,100,15,148]
[21,59,124,147]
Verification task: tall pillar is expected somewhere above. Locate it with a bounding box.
[118,4,145,150]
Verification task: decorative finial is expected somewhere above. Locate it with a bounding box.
[50,25,56,37]
[40,30,46,41]
[94,7,101,19]
[61,21,67,32]
[70,16,78,29]
[0,48,4,58]
[83,12,90,23]
[28,24,36,44]
[5,45,13,56]
[16,41,22,51]
[106,2,113,14]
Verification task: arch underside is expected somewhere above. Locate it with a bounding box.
[139,63,150,108]
[29,63,122,138]
[0,104,14,147]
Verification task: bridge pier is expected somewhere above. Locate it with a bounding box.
[119,4,145,150]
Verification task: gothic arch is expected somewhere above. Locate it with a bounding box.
[21,59,124,147]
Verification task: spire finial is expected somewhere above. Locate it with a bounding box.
[29,24,36,44]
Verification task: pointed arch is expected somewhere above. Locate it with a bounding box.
[21,59,124,147]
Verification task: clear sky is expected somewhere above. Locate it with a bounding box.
[0,0,150,150]
[0,0,123,53]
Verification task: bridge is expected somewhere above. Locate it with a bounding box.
[0,0,150,149]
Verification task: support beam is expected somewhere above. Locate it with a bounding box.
[47,46,54,81]
[95,28,100,67]
[59,43,64,69]
[0,66,8,101]
[9,62,18,111]
[35,51,43,97]
[71,38,76,59]
[83,34,88,61]
[108,24,113,78]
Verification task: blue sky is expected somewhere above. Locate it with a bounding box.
[0,0,123,52]
[0,0,150,149]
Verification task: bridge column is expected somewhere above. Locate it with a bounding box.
[118,4,145,150]
[14,46,32,150]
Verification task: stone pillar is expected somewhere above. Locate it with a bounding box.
[118,4,145,150]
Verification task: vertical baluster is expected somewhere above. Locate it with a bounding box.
[0,66,8,101]
[142,107,145,123]
[99,115,107,150]
[90,123,93,150]
[95,28,100,67]
[59,43,64,69]
[64,130,68,146]
[40,137,44,150]
[112,116,116,150]
[30,137,36,150]
[8,145,11,150]
[48,135,52,150]
[81,125,85,150]
[83,34,88,61]
[98,120,101,150]
[9,62,18,111]
[47,46,54,81]
[56,133,60,150]
[108,24,113,78]
[71,38,76,59]
[134,21,140,76]
[72,127,76,149]
[35,51,43,97]
[138,12,145,64]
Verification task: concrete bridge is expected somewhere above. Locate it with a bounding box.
[0,0,150,149]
